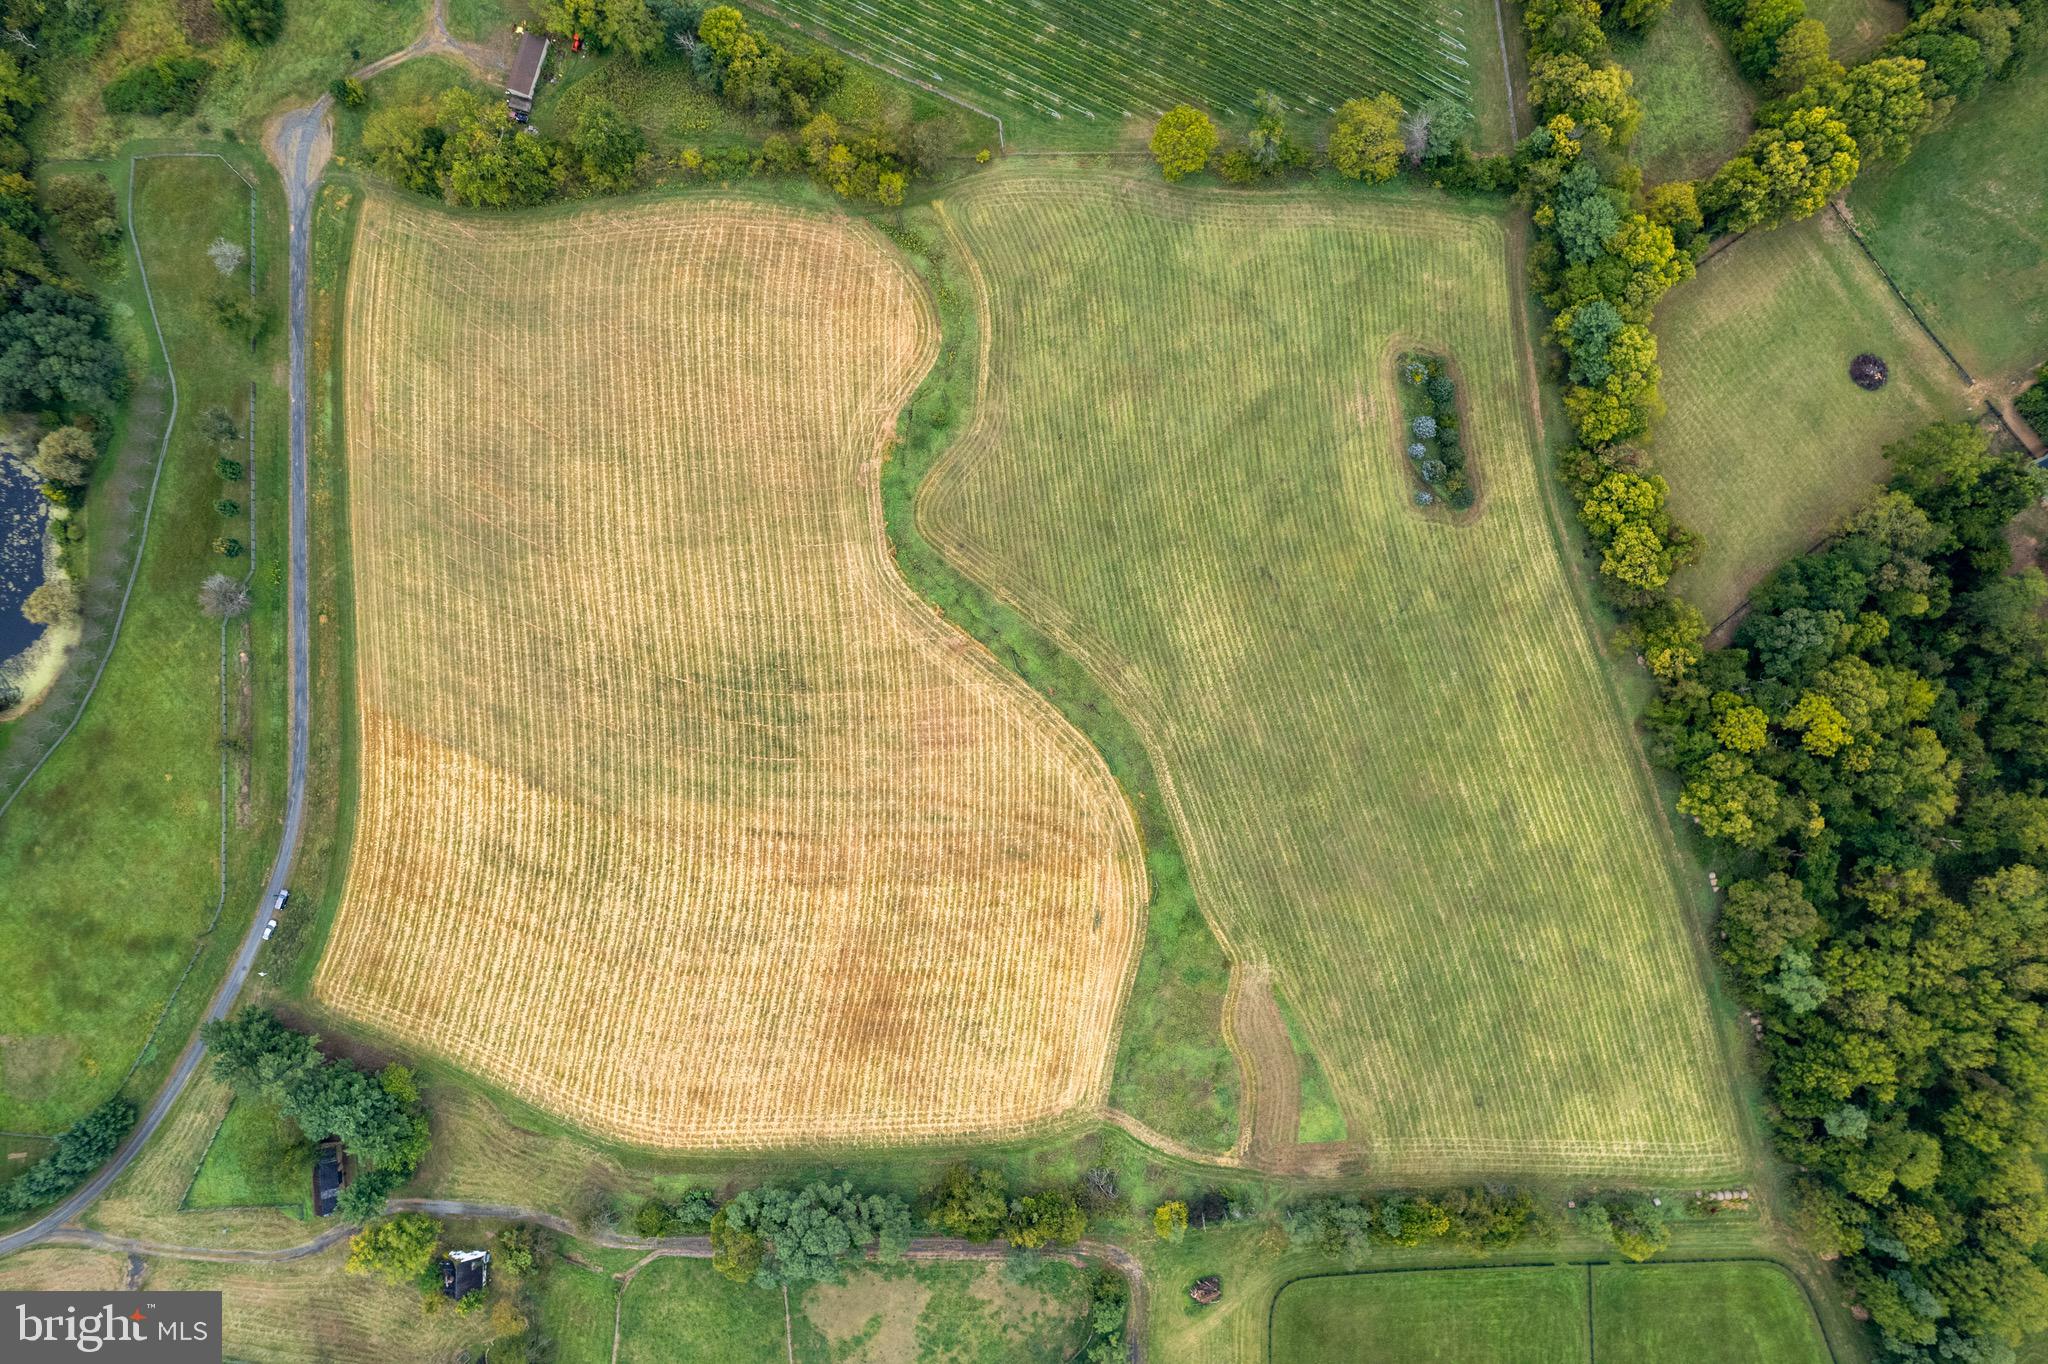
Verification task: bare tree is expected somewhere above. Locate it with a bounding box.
[207,236,247,276]
[198,573,252,620]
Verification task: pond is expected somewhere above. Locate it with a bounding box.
[0,454,49,666]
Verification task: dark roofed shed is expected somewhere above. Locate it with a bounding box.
[507,32,550,118]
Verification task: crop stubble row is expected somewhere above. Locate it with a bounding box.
[923,174,1743,1176]
[316,196,1144,1147]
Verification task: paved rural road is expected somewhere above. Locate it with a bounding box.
[0,105,328,1262]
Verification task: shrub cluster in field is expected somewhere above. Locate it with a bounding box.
[1398,354,1474,509]
[202,1009,431,1221]
[1148,92,1515,192]
[359,5,928,208]
[1641,423,2048,1360]
[1280,1187,1551,1262]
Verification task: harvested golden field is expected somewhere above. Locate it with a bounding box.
[316,194,1145,1148]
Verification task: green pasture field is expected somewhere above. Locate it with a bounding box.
[616,1257,814,1363]
[1266,1260,1835,1363]
[184,1099,312,1215]
[0,150,286,1137]
[760,0,1512,151]
[1592,1261,1832,1363]
[1849,67,2048,390]
[529,1260,617,1364]
[1656,212,1967,623]
[1802,0,1909,59]
[1271,1267,1591,1362]
[1622,0,1754,182]
[921,169,1743,1180]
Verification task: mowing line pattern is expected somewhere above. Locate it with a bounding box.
[1655,213,1967,623]
[764,0,1476,128]
[317,195,1145,1148]
[923,173,1743,1177]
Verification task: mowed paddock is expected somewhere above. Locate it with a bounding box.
[923,172,1742,1178]
[1655,213,1965,624]
[317,194,1146,1147]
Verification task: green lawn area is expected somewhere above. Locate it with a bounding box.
[1849,67,2048,390]
[184,1099,312,1214]
[1592,1262,1831,1363]
[1623,0,1754,183]
[530,1260,618,1364]
[1802,0,1909,59]
[617,1257,808,1363]
[447,0,527,44]
[1655,212,1968,623]
[920,168,1741,1180]
[0,150,287,1137]
[1271,1268,1591,1363]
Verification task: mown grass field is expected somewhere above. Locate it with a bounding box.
[1268,1261,1834,1363]
[318,192,1144,1149]
[1623,0,1754,182]
[922,170,1742,1179]
[763,0,1507,149]
[1849,67,2048,390]
[1592,1261,1832,1363]
[1656,212,1967,623]
[1273,1268,1588,1362]
[184,1097,312,1214]
[616,1258,802,1362]
[0,151,285,1137]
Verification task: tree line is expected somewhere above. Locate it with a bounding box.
[1149,90,1515,193]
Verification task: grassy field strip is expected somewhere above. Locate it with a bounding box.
[1591,1262,1833,1363]
[318,194,1144,1149]
[1847,66,2048,390]
[767,0,1476,133]
[1656,212,1968,623]
[1272,1266,1591,1362]
[1267,1261,1835,1363]
[0,151,283,1136]
[924,172,1742,1178]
